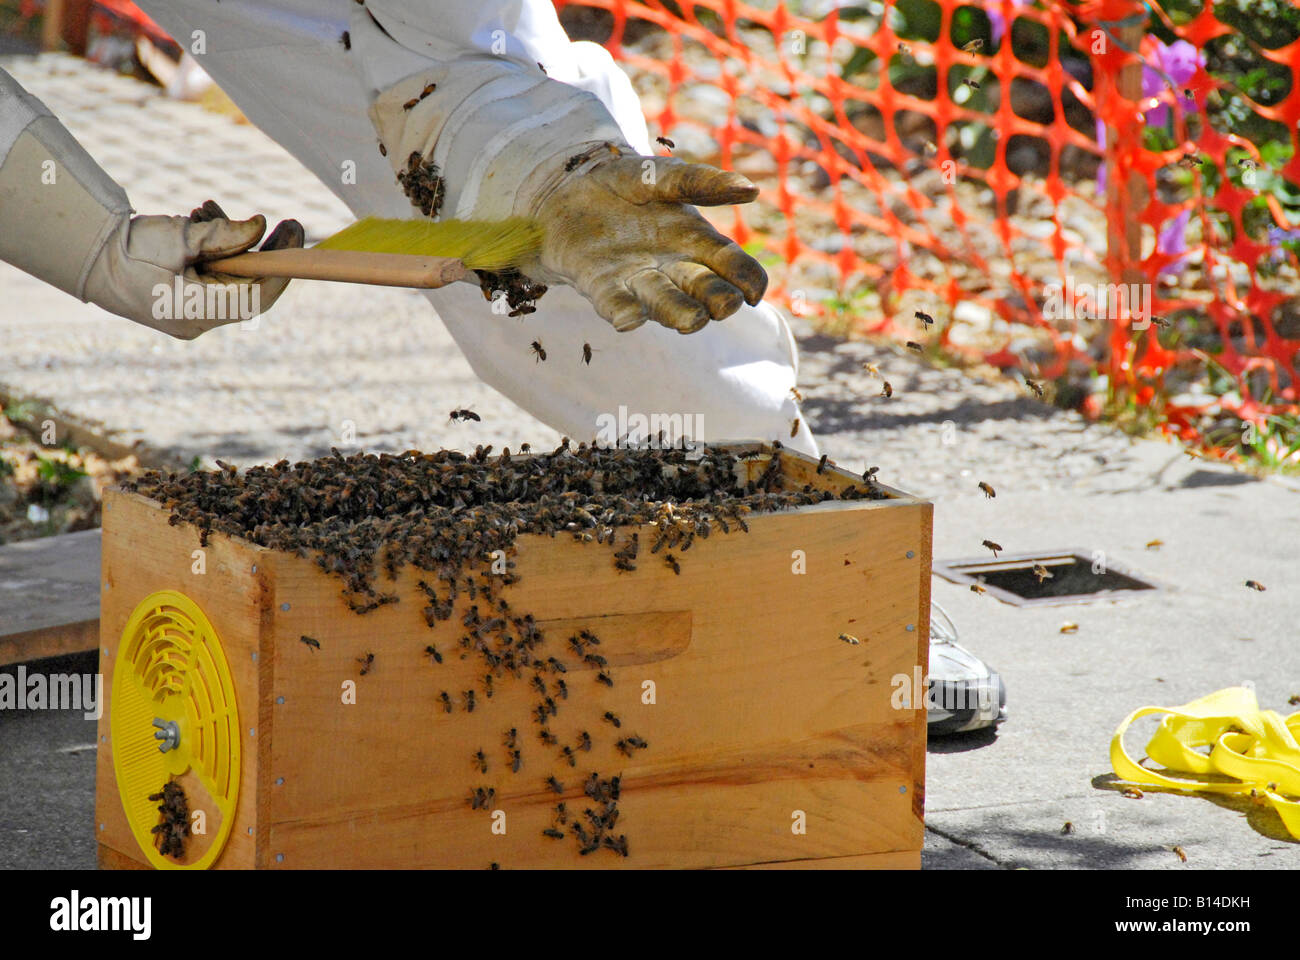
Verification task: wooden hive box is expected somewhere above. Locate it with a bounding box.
[95,443,931,869]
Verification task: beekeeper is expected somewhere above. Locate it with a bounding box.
[0,0,814,454]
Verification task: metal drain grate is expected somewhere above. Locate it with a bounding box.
[933,548,1162,607]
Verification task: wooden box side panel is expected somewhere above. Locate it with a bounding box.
[95,490,268,869]
[261,497,929,868]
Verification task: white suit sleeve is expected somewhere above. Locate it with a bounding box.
[353,0,650,222]
[0,66,131,298]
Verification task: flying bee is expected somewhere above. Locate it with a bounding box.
[582,343,593,365]
[425,644,442,664]
[1239,157,1259,170]
[982,539,1002,557]
[1061,822,1074,835]
[790,418,800,438]
[300,635,320,652]
[340,30,351,50]
[1025,379,1044,398]
[978,481,995,498]
[881,381,893,398]
[1032,563,1053,583]
[1288,694,1300,706]
[923,140,938,156]
[1145,539,1163,550]
[603,711,621,728]
[839,633,860,645]
[1245,579,1266,591]
[1121,787,1144,800]
[1060,622,1079,634]
[898,42,912,60]
[1176,152,1202,170]
[474,749,487,773]
[664,553,681,575]
[963,77,980,90]
[963,38,984,52]
[970,583,986,595]
[915,311,935,327]
[656,135,675,150]
[449,408,481,423]
[906,341,923,352]
[530,340,547,362]
[790,386,804,402]
[1151,315,1172,329]
[546,776,564,795]
[357,653,374,676]
[863,363,880,377]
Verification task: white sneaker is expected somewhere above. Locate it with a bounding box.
[926,601,1007,736]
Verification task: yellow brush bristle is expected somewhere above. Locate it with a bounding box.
[315,216,543,272]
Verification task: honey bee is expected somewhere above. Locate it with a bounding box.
[923,140,938,156]
[982,539,1002,557]
[510,749,522,772]
[656,135,675,150]
[1239,157,1259,170]
[357,652,374,676]
[449,408,481,423]
[1288,694,1300,706]
[440,691,453,713]
[560,746,577,767]
[963,39,984,52]
[970,583,986,595]
[1061,821,1074,835]
[1245,579,1266,591]
[340,30,351,50]
[577,731,592,751]
[963,78,980,90]
[1032,563,1053,583]
[596,671,614,687]
[474,749,487,773]
[425,644,442,664]
[603,711,621,728]
[1172,845,1188,863]
[1176,152,1202,170]
[1151,315,1172,329]
[978,481,995,498]
[530,340,547,362]
[1059,622,1079,634]
[881,381,893,398]
[403,96,420,110]
[538,727,557,745]
[378,141,387,157]
[582,343,593,365]
[790,418,800,438]
[915,311,935,328]
[906,341,923,352]
[1121,787,1144,800]
[839,633,861,645]
[817,454,830,474]
[421,82,436,98]
[1145,539,1163,550]
[897,41,913,61]
[464,689,476,712]
[542,827,565,839]
[664,553,681,575]
[790,386,804,402]
[863,466,879,482]
[554,678,568,699]
[863,363,880,377]
[1025,379,1044,398]
[546,776,564,795]
[299,635,320,652]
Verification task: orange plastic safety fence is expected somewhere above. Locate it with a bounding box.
[557,0,1300,450]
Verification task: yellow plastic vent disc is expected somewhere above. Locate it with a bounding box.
[111,590,241,869]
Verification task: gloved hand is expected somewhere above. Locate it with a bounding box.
[518,146,767,333]
[367,62,767,334]
[0,73,303,340]
[83,200,305,339]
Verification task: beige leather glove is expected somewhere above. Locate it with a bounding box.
[0,68,303,339]
[367,62,766,334]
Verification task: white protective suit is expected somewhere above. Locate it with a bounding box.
[8,0,817,454]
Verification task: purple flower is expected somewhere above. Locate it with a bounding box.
[1157,209,1191,277]
[1143,39,1202,128]
[987,0,1036,47]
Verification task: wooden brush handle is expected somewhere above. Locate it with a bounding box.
[206,248,468,288]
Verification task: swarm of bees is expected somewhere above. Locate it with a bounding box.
[128,442,887,865]
[148,780,191,860]
[396,150,445,218]
[476,267,547,315]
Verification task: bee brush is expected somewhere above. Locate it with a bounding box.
[206,216,543,289]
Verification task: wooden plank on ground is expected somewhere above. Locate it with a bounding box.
[0,529,101,665]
